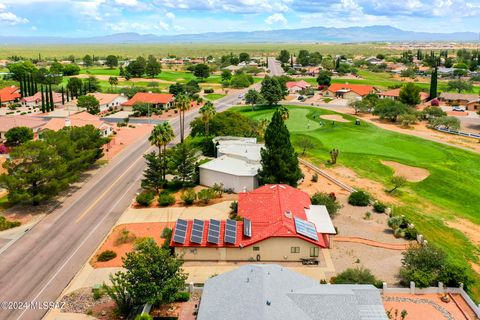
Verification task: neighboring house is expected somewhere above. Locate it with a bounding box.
[197,264,387,320]
[121,92,174,111]
[171,184,336,262]
[326,83,376,100]
[0,86,21,106]
[378,88,430,103]
[199,137,263,193]
[41,112,113,137]
[21,92,63,107]
[0,115,47,142]
[437,67,455,76]
[466,99,480,111]
[365,56,384,65]
[64,93,128,113]
[439,92,480,107]
[286,80,311,93]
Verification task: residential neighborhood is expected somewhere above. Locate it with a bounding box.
[1,2,480,320]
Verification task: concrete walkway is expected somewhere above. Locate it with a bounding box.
[335,236,410,250]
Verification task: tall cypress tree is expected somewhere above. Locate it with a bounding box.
[19,76,24,98]
[49,83,54,111]
[30,74,34,97]
[61,87,65,105]
[257,110,302,187]
[430,67,438,99]
[41,85,46,113]
[23,76,28,97]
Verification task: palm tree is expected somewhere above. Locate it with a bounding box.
[175,94,192,143]
[109,76,118,88]
[278,105,289,120]
[199,101,216,138]
[148,122,175,181]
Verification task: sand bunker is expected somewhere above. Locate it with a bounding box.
[320,114,350,122]
[381,161,430,182]
[445,218,480,247]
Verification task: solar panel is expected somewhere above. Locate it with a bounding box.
[173,219,188,244]
[294,217,319,241]
[224,219,237,244]
[190,219,205,244]
[207,219,221,244]
[243,218,252,237]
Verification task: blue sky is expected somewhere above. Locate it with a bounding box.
[1,0,480,37]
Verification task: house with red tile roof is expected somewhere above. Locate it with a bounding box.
[378,88,430,104]
[121,92,174,111]
[286,80,311,93]
[172,184,336,262]
[21,91,63,107]
[0,115,47,142]
[326,83,376,100]
[0,86,21,106]
[41,112,113,137]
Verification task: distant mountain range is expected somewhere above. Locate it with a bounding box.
[1,26,479,44]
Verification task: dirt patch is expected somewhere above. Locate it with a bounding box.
[297,164,350,197]
[320,114,350,122]
[381,161,430,182]
[445,218,480,246]
[91,222,173,268]
[324,166,398,204]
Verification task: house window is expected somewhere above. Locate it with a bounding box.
[253,246,260,251]
[290,247,300,253]
[310,247,319,257]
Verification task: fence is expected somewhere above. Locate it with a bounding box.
[299,158,356,193]
[435,127,480,139]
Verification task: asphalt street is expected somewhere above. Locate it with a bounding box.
[0,89,248,320]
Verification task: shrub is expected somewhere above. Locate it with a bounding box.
[212,183,224,197]
[204,88,214,93]
[92,287,104,300]
[161,227,172,250]
[174,292,190,302]
[333,267,381,287]
[198,188,216,204]
[388,215,409,230]
[136,192,154,206]
[134,314,153,320]
[115,228,136,245]
[311,173,318,182]
[363,212,372,220]
[404,227,418,240]
[180,188,197,205]
[97,250,117,262]
[0,216,21,231]
[0,145,7,154]
[394,228,405,238]
[373,202,386,213]
[310,192,342,217]
[348,191,370,206]
[159,193,176,206]
[230,201,238,214]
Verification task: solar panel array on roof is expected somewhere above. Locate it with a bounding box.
[207,219,221,244]
[224,219,237,244]
[294,217,319,241]
[243,218,252,237]
[173,219,188,244]
[190,219,205,244]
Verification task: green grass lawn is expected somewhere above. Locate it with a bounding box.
[205,93,226,101]
[234,105,480,300]
[0,195,12,212]
[80,67,120,76]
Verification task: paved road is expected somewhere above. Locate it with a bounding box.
[0,90,247,320]
[267,57,284,77]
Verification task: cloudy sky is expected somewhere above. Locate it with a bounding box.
[1,0,480,37]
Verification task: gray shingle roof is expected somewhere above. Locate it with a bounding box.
[197,264,387,320]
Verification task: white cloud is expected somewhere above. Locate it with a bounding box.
[0,4,28,25]
[114,0,139,6]
[265,13,288,26]
[166,11,175,19]
[152,0,292,13]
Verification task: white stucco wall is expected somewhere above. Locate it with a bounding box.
[199,167,257,193]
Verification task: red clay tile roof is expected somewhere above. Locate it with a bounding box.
[0,86,21,102]
[286,81,311,89]
[0,115,46,132]
[122,92,174,106]
[22,92,63,104]
[328,83,375,96]
[171,184,329,249]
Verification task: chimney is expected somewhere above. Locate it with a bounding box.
[65,118,71,127]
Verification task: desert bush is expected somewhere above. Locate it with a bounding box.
[174,292,190,302]
[311,173,318,182]
[136,192,154,206]
[97,250,117,262]
[198,188,216,204]
[373,202,386,213]
[348,191,370,206]
[0,216,21,231]
[115,228,136,245]
[310,192,342,217]
[180,188,197,205]
[333,267,382,288]
[159,193,176,206]
[404,227,418,240]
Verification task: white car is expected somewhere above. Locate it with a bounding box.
[452,106,466,112]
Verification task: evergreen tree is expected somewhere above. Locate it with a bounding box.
[260,77,284,106]
[430,67,438,99]
[23,76,28,97]
[41,85,46,113]
[61,87,65,105]
[258,110,302,187]
[29,74,34,96]
[19,76,24,98]
[49,83,54,111]
[141,152,164,194]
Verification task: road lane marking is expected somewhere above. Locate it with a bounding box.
[75,147,152,223]
[15,176,142,320]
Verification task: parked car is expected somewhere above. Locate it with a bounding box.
[298,96,305,101]
[452,106,466,112]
